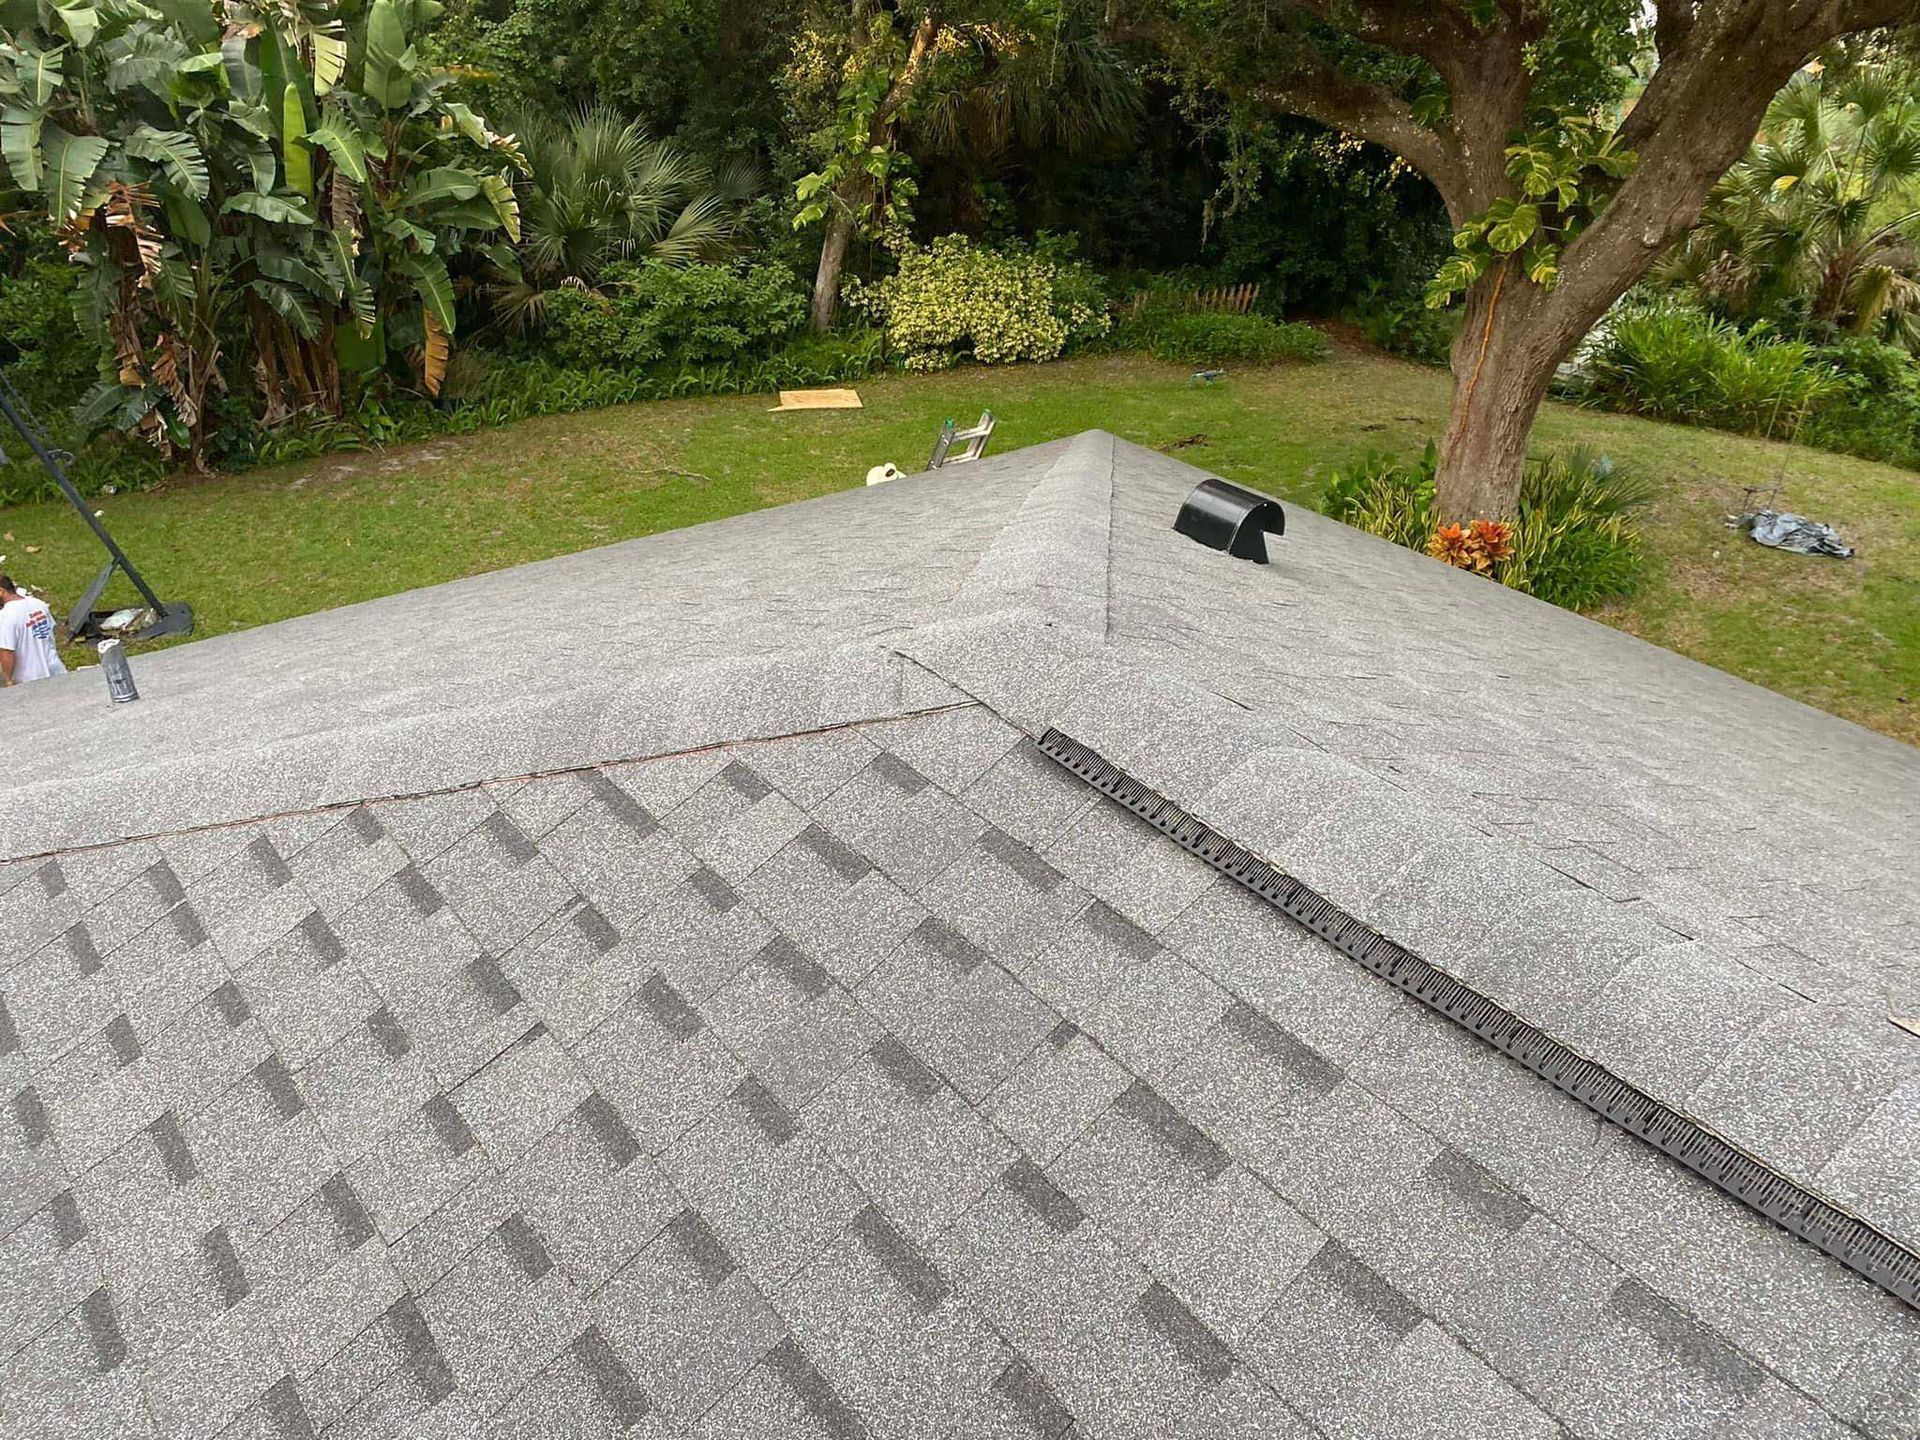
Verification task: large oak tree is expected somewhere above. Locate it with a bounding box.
[1140,0,1920,518]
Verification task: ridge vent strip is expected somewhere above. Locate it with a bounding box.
[1035,726,1920,1314]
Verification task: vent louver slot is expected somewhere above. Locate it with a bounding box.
[1035,725,1920,1314]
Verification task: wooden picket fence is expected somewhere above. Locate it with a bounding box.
[1123,281,1262,319]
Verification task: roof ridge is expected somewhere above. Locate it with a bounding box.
[940,429,1116,636]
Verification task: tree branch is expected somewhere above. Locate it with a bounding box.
[1249,60,1468,216]
[877,15,941,126]
[1283,0,1469,74]
[1555,0,1918,342]
[1652,0,1695,56]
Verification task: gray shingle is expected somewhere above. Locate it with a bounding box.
[705,944,881,1111]
[451,1024,589,1167]
[865,1035,943,1103]
[573,990,745,1156]
[1133,1281,1235,1384]
[505,1098,676,1292]
[808,1055,1016,1242]
[858,918,1057,1105]
[593,1212,783,1424]
[850,1204,952,1310]
[4,433,1915,1440]
[992,1355,1076,1439]
[764,1337,869,1440]
[1000,1157,1086,1235]
[986,1026,1130,1164]
[1111,1082,1231,1181]
[662,1206,738,1286]
[662,1082,864,1291]
[571,1324,652,1428]
[79,1286,127,1371]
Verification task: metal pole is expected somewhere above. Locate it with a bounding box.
[0,372,168,614]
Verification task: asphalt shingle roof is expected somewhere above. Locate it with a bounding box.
[2,431,1917,1439]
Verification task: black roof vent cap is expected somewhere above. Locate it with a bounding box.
[1173,478,1285,564]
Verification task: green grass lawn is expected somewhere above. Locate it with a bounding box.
[5,348,1916,743]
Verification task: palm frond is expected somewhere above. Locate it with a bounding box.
[499,104,759,323]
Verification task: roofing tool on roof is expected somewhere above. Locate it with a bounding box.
[1034,725,1920,1315]
[1173,477,1286,563]
[0,368,193,645]
[927,410,996,469]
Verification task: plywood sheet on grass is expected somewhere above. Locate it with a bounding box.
[770,388,864,412]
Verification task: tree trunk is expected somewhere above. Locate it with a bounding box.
[808,181,866,334]
[1434,267,1561,520]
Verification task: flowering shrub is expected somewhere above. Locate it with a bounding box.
[1427,518,1514,574]
[847,236,1110,372]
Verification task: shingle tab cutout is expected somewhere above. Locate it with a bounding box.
[767,1337,866,1440]
[665,1208,738,1286]
[1036,725,1920,1314]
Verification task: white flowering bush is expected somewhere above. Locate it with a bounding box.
[848,236,1110,372]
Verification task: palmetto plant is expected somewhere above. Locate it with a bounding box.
[907,17,1140,165]
[1659,66,1920,350]
[0,0,523,465]
[488,104,756,333]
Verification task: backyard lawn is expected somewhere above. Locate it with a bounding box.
[4,346,1915,743]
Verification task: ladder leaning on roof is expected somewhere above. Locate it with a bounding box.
[0,367,192,645]
[926,411,996,470]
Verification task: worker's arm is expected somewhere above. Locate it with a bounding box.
[0,648,14,686]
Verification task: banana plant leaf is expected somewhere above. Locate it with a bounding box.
[43,125,108,221]
[1,102,45,190]
[361,0,413,110]
[309,111,366,182]
[223,190,314,223]
[126,124,209,200]
[402,165,480,208]
[282,82,312,197]
[402,251,455,334]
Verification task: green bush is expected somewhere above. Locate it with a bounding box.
[1348,282,1459,365]
[1322,443,1440,550]
[1139,310,1328,366]
[846,236,1111,373]
[1580,308,1842,435]
[0,250,166,503]
[1796,336,1920,469]
[240,332,890,469]
[543,261,809,371]
[1105,293,1329,366]
[0,253,97,422]
[1800,398,1920,470]
[1503,448,1658,609]
[0,440,167,507]
[1322,444,1652,610]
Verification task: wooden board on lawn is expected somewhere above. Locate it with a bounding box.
[770,388,864,412]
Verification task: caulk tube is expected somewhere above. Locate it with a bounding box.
[98,639,139,703]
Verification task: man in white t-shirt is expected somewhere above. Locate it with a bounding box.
[0,575,66,687]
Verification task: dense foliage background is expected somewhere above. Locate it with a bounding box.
[5,0,1919,502]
